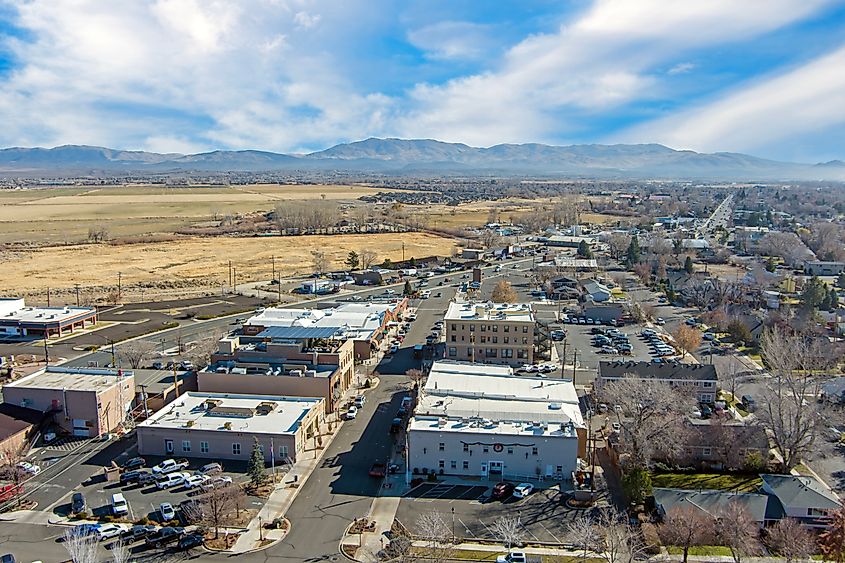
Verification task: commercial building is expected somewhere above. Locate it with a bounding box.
[445,301,535,367]
[200,328,353,414]
[136,392,323,463]
[0,403,44,456]
[407,361,585,481]
[2,367,134,437]
[243,300,407,361]
[0,298,98,338]
[595,361,717,403]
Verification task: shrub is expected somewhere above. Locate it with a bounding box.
[641,522,662,555]
[426,472,437,482]
[135,516,150,525]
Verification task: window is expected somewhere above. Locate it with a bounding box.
[462,461,469,470]
[439,442,445,451]
[280,445,288,458]
[481,325,486,332]
[439,460,445,469]
[502,349,513,358]
[451,324,456,331]
[483,446,489,453]
[492,336,498,343]
[532,447,538,456]
[182,440,191,452]
[517,349,527,359]
[556,465,563,473]
[703,382,714,388]
[523,326,529,333]
[232,443,241,455]
[480,336,486,343]
[507,447,514,455]
[448,347,457,357]
[450,460,457,469]
[486,349,497,357]
[200,441,209,454]
[702,447,712,456]
[504,326,510,332]
[492,326,498,332]
[522,337,528,345]
[451,335,456,342]
[469,324,475,332]
[504,336,509,344]
[463,443,469,452]
[467,348,473,357]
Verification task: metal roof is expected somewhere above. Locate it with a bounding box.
[256,326,340,339]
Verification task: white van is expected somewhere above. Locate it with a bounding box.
[111,493,129,516]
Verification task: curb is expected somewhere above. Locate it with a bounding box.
[233,518,291,555]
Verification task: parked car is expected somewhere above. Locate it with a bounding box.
[156,472,190,490]
[96,523,130,541]
[655,318,666,325]
[159,502,176,521]
[176,533,205,551]
[152,458,189,475]
[121,457,145,470]
[512,483,534,498]
[120,470,143,484]
[152,361,165,370]
[496,551,528,563]
[491,482,515,500]
[201,476,233,491]
[145,527,185,548]
[137,471,157,485]
[182,474,209,489]
[354,395,366,408]
[111,493,129,516]
[599,346,619,354]
[346,406,358,420]
[71,492,86,513]
[121,524,157,542]
[16,462,40,476]
[196,462,223,476]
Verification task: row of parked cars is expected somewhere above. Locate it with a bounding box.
[640,329,677,358]
[72,521,203,550]
[117,457,231,493]
[592,327,633,355]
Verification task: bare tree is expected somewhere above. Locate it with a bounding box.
[765,517,815,563]
[492,515,524,551]
[415,511,454,563]
[567,513,600,561]
[491,280,518,303]
[716,501,761,563]
[88,225,109,243]
[671,325,702,358]
[116,339,157,369]
[183,484,237,538]
[820,508,845,563]
[62,527,99,563]
[594,507,647,563]
[311,250,330,275]
[607,233,632,261]
[658,505,716,563]
[0,447,27,509]
[719,356,742,404]
[110,538,131,563]
[406,368,425,389]
[601,378,695,468]
[186,329,224,370]
[758,327,822,471]
[360,248,378,269]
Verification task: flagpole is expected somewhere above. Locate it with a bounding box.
[271,437,276,484]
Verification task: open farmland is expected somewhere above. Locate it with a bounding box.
[0,183,394,245]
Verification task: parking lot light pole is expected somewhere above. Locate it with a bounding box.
[451,507,455,543]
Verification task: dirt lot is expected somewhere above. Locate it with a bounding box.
[0,232,458,299]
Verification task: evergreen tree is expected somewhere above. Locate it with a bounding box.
[345,251,359,270]
[625,236,641,267]
[800,276,827,310]
[837,273,845,289]
[765,257,777,273]
[684,256,694,274]
[576,240,593,259]
[403,280,413,296]
[248,437,266,486]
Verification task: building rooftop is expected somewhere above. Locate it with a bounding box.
[760,474,842,510]
[409,415,580,438]
[245,302,395,340]
[445,301,535,322]
[138,392,322,434]
[0,298,96,324]
[412,360,584,432]
[4,366,133,392]
[598,361,717,381]
[654,488,773,523]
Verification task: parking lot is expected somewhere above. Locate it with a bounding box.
[554,321,656,370]
[396,481,607,545]
[51,456,267,526]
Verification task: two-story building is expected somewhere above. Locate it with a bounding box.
[407,361,585,482]
[444,301,535,367]
[595,361,717,403]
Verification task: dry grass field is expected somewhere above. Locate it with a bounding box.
[0,184,392,245]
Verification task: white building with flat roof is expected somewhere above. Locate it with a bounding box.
[136,392,324,463]
[444,302,536,366]
[407,361,585,482]
[0,298,98,337]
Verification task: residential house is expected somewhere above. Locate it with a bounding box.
[582,280,612,303]
[760,474,842,528]
[654,488,776,528]
[804,261,845,276]
[673,420,769,470]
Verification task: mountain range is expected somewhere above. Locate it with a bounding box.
[1,138,844,181]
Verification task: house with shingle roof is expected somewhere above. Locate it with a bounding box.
[760,474,842,528]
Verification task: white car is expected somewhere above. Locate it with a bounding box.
[95,523,130,541]
[347,406,358,420]
[512,483,534,498]
[16,461,40,476]
[406,314,417,322]
[201,476,233,491]
[183,474,209,489]
[156,471,190,489]
[655,318,666,325]
[159,502,176,521]
[497,552,527,563]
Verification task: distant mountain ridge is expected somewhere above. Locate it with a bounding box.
[0,138,842,181]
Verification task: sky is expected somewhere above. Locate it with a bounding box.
[1,0,844,161]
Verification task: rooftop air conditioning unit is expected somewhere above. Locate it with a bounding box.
[304,370,317,377]
[290,370,303,377]
[437,418,447,427]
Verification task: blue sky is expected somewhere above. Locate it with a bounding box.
[1,0,844,161]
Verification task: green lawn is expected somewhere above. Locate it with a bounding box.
[651,472,762,493]
[667,546,734,556]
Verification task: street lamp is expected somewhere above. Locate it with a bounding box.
[258,515,263,541]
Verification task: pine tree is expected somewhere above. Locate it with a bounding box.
[577,240,593,259]
[625,236,641,267]
[684,256,694,274]
[247,437,266,487]
[403,280,413,296]
[837,272,845,289]
[345,251,359,270]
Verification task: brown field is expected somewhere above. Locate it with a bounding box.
[0,184,393,245]
[0,232,458,297]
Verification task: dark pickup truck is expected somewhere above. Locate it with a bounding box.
[368,463,387,478]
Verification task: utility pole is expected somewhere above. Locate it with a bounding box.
[117,272,122,301]
[402,242,405,263]
[272,255,275,281]
[572,349,577,386]
[46,287,50,307]
[110,339,116,368]
[139,384,150,419]
[233,269,237,293]
[228,260,233,289]
[43,335,49,366]
[561,340,567,375]
[75,284,81,307]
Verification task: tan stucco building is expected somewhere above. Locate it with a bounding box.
[445,301,536,367]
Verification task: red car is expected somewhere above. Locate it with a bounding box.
[491,482,515,500]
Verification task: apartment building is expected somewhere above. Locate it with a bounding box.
[445,301,535,367]
[596,361,717,403]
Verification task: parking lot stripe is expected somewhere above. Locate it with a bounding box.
[457,517,476,538]
[538,521,562,543]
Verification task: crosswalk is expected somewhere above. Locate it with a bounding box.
[41,435,91,453]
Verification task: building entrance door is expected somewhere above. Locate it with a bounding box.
[165,439,174,454]
[489,461,504,475]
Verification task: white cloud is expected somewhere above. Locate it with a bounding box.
[407,21,496,61]
[397,0,834,146]
[667,62,695,75]
[293,10,321,29]
[618,45,845,155]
